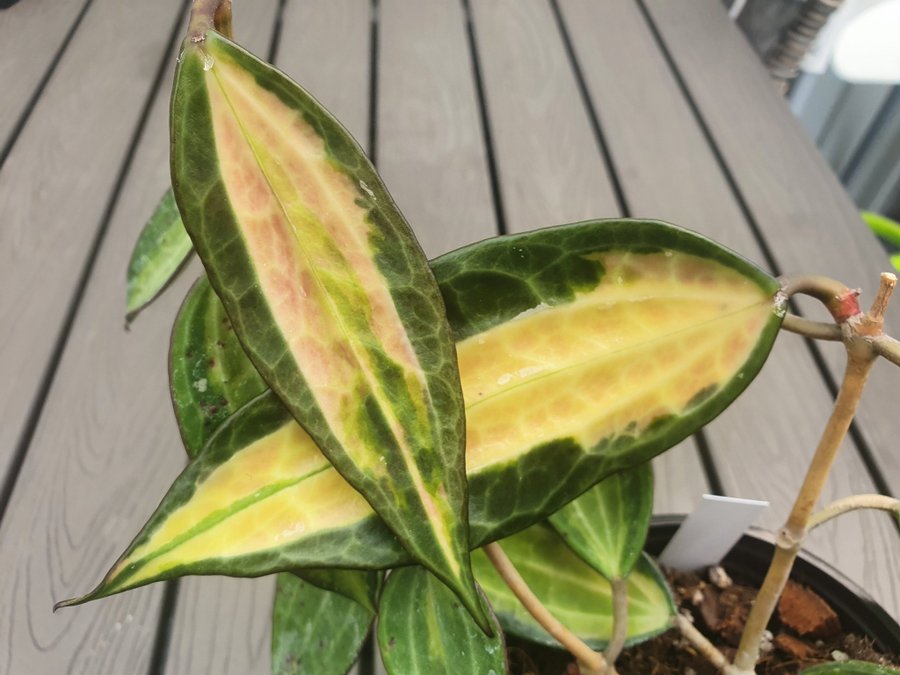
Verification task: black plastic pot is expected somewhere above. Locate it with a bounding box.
[646,515,900,656]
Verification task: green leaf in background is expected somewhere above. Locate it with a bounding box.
[292,568,381,614]
[272,572,373,675]
[125,189,193,324]
[549,462,654,582]
[472,525,674,650]
[58,219,784,607]
[171,29,480,627]
[802,662,900,674]
[170,276,267,458]
[376,567,506,675]
[862,211,900,273]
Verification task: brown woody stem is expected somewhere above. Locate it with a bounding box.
[483,542,610,675]
[189,0,233,42]
[732,274,898,672]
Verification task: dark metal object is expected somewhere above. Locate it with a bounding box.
[765,0,845,94]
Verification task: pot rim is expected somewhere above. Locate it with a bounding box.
[647,514,900,654]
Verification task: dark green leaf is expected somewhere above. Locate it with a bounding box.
[125,189,193,323]
[272,572,373,675]
[377,567,507,675]
[292,568,381,614]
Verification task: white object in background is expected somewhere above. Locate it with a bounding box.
[658,494,769,571]
[800,0,876,75]
[832,0,900,83]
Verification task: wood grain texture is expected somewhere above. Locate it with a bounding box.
[158,3,284,674]
[559,0,900,619]
[0,0,88,156]
[468,0,619,233]
[0,0,183,487]
[643,0,900,499]
[0,2,188,673]
[378,0,497,258]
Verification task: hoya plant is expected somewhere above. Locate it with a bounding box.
[58,3,900,673]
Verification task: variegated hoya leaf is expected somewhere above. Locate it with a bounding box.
[126,189,193,323]
[170,24,481,624]
[377,567,506,675]
[471,524,674,650]
[549,462,654,582]
[272,572,373,675]
[170,276,267,458]
[58,219,784,607]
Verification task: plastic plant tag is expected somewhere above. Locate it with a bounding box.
[658,494,769,571]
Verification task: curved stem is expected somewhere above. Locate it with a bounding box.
[873,335,900,368]
[781,313,842,341]
[603,578,628,666]
[483,542,609,675]
[781,275,861,323]
[809,494,900,531]
[674,613,737,674]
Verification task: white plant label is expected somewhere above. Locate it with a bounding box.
[658,494,769,571]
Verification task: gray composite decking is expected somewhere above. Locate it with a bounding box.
[0,1,897,673]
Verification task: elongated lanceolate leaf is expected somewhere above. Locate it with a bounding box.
[59,219,784,607]
[377,567,506,675]
[170,28,480,625]
[126,189,193,323]
[472,525,674,650]
[272,573,373,675]
[549,463,654,582]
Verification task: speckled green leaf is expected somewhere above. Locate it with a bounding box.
[170,29,480,626]
[549,462,653,582]
[59,219,783,608]
[472,525,674,650]
[377,567,506,675]
[125,189,193,323]
[802,662,900,674]
[170,276,267,458]
[292,568,381,614]
[272,572,373,675]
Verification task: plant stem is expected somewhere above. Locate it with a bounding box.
[781,275,861,322]
[808,494,900,531]
[189,0,233,42]
[781,313,842,341]
[732,274,898,672]
[483,542,610,675]
[604,579,629,666]
[674,613,737,674]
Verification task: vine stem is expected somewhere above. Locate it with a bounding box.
[189,0,233,42]
[603,579,629,665]
[808,494,900,531]
[483,542,611,675]
[674,613,737,674]
[732,273,896,672]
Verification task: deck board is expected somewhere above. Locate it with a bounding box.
[644,0,900,498]
[0,1,192,673]
[0,0,88,158]
[0,0,186,490]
